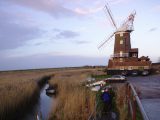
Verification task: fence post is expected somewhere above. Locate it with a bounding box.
[127,83,131,118]
[126,83,150,120]
[125,83,128,104]
[132,97,136,120]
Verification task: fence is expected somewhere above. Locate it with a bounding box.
[126,82,149,120]
[88,82,150,120]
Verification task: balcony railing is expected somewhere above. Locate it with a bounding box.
[111,53,129,58]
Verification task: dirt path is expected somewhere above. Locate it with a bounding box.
[128,74,160,120]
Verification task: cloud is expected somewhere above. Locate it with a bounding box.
[53,29,80,39]
[33,42,44,46]
[2,0,81,18]
[74,40,90,44]
[74,6,103,15]
[148,27,158,32]
[108,0,131,5]
[0,10,43,50]
[51,29,89,44]
[152,5,160,12]
[2,0,105,18]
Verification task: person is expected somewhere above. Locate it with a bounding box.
[101,88,112,112]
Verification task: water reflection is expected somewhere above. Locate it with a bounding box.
[22,84,55,120]
[39,84,53,119]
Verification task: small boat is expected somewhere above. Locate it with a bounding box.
[46,89,56,94]
[91,86,101,91]
[46,85,57,95]
[86,80,106,87]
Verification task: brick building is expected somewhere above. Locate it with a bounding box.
[107,31,152,75]
[99,5,152,75]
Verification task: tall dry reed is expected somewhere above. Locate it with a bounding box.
[0,69,54,120]
[114,84,128,120]
[48,69,97,120]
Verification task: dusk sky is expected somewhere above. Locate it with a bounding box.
[0,0,160,70]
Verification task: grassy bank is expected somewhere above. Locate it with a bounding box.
[113,84,128,120]
[48,69,103,120]
[0,67,106,120]
[0,79,39,120]
[91,74,111,79]
[0,70,53,120]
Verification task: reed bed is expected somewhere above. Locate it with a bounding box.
[0,79,39,120]
[0,67,104,120]
[0,70,54,120]
[48,68,129,120]
[114,84,128,120]
[48,69,99,120]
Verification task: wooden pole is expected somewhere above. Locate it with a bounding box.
[132,97,136,120]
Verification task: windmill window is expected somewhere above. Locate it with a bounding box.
[128,66,132,70]
[120,51,123,54]
[120,66,124,70]
[120,39,123,44]
[120,33,123,37]
[132,53,137,57]
[120,58,123,62]
[138,67,144,70]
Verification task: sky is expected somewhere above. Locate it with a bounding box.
[0,0,160,70]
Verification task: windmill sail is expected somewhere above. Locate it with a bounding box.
[98,33,114,49]
[99,5,136,49]
[104,4,117,30]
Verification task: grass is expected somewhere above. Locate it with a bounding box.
[136,104,143,120]
[0,67,109,120]
[0,79,39,120]
[48,69,102,120]
[113,84,144,120]
[114,84,130,120]
[48,68,130,120]
[91,74,111,80]
[0,69,54,120]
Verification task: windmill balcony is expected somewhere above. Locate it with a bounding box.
[111,53,129,58]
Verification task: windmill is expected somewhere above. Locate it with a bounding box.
[99,4,151,75]
[98,4,136,50]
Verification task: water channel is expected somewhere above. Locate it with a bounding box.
[21,84,56,120]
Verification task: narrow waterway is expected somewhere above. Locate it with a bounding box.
[22,84,55,120]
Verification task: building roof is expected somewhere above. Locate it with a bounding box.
[108,60,151,68]
[139,56,150,60]
[130,48,138,52]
